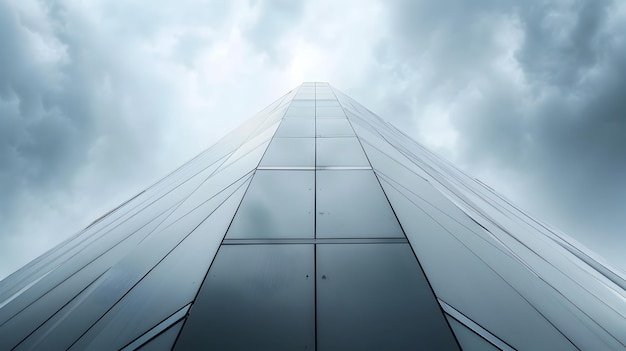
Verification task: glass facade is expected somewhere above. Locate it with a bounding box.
[1,83,625,350]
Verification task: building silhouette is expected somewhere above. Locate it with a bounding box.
[1,82,625,350]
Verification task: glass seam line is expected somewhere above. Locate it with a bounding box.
[119,303,190,351]
[439,299,516,351]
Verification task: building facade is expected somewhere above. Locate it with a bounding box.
[1,83,625,350]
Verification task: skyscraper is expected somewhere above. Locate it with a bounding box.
[0,82,624,350]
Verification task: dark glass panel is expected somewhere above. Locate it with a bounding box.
[316,170,403,238]
[136,319,184,351]
[227,170,314,239]
[316,244,460,351]
[174,245,315,350]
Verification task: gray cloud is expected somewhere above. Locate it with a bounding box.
[244,0,306,62]
[376,0,626,265]
[0,1,91,223]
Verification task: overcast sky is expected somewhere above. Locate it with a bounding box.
[1,0,625,280]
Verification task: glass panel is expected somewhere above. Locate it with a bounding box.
[222,120,279,164]
[285,106,315,118]
[275,119,315,138]
[157,159,255,230]
[136,319,184,351]
[316,244,460,351]
[259,138,315,167]
[315,119,355,137]
[227,170,314,239]
[316,170,404,238]
[446,317,500,351]
[120,305,188,351]
[316,106,345,118]
[293,94,315,101]
[316,137,369,167]
[316,93,336,100]
[290,100,315,108]
[2,272,108,350]
[215,139,269,174]
[174,245,315,350]
[316,99,340,107]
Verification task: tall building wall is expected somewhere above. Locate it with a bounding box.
[1,83,625,350]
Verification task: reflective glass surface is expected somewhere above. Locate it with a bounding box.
[316,106,345,118]
[316,99,340,107]
[275,119,315,138]
[285,106,315,118]
[14,180,248,351]
[316,170,404,238]
[227,170,314,239]
[316,244,459,350]
[259,138,315,167]
[174,245,315,350]
[316,137,369,167]
[290,100,315,108]
[68,183,247,350]
[446,317,501,351]
[136,319,184,351]
[3,82,624,351]
[315,119,355,137]
[120,305,188,351]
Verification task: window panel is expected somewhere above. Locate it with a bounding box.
[136,319,184,351]
[316,106,345,118]
[285,106,315,119]
[316,137,369,167]
[316,119,355,137]
[174,245,315,350]
[316,99,340,107]
[294,94,315,100]
[260,138,315,167]
[120,305,188,351]
[290,100,315,108]
[316,244,460,351]
[275,119,315,138]
[316,170,403,238]
[227,170,314,239]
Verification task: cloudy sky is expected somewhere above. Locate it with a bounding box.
[1,0,625,280]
